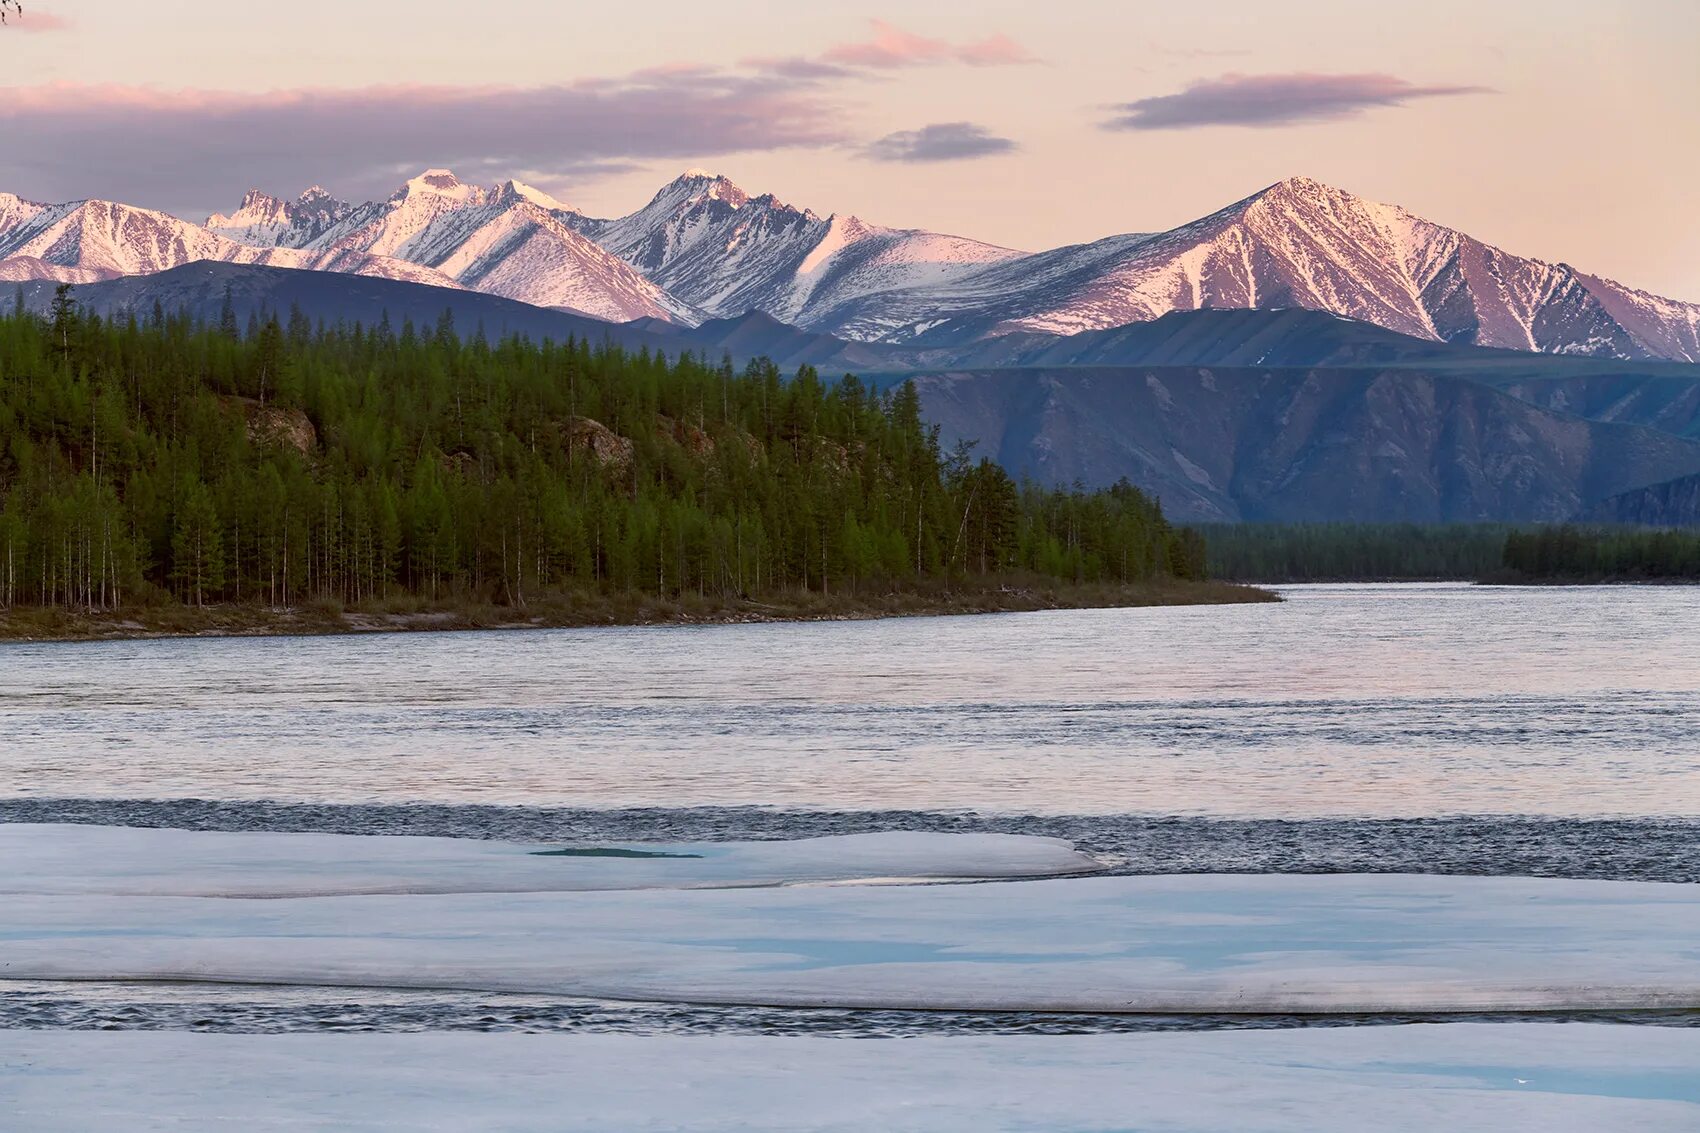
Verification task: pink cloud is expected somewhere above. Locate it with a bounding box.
[0,21,1036,218]
[823,20,954,68]
[0,71,848,214]
[4,8,71,31]
[957,34,1040,67]
[822,20,1037,69]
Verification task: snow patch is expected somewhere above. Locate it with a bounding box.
[0,825,1099,898]
[7,1025,1699,1132]
[5,845,1699,1013]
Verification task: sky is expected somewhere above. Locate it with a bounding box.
[3,0,1697,299]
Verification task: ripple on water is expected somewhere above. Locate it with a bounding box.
[1,585,1698,817]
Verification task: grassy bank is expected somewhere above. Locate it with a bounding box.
[0,578,1276,642]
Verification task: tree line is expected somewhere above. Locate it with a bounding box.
[1197,520,1700,584]
[1500,526,1700,581]
[1197,523,1513,582]
[0,287,1204,613]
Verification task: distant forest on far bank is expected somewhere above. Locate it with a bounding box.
[1199,523,1513,582]
[1201,522,1700,583]
[0,288,1206,617]
[1498,526,1700,582]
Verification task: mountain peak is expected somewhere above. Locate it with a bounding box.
[205,189,288,230]
[1247,176,1360,210]
[1236,176,1417,230]
[1270,174,1331,194]
[498,179,573,213]
[396,169,479,203]
[665,169,749,209]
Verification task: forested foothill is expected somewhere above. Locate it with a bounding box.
[0,287,1248,637]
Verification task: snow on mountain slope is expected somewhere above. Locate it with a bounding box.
[0,192,49,235]
[812,177,1699,359]
[0,255,118,284]
[808,230,1161,343]
[778,214,1026,327]
[567,171,1021,326]
[424,184,692,320]
[0,197,267,278]
[0,194,464,291]
[567,172,834,320]
[283,248,465,290]
[205,187,352,248]
[209,170,693,324]
[7,170,1697,360]
[1570,270,1700,363]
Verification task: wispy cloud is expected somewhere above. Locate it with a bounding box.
[823,20,1038,69]
[955,33,1041,67]
[1105,72,1492,130]
[0,19,1039,215]
[0,72,849,212]
[863,122,1018,163]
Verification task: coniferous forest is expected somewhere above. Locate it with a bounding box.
[1203,521,1700,584]
[1199,523,1514,582]
[0,287,1219,628]
[1498,526,1700,582]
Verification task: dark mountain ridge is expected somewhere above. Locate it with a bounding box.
[904,366,1700,523]
[16,262,1700,525]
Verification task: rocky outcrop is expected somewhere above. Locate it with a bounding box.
[655,414,715,458]
[563,417,634,473]
[226,397,316,455]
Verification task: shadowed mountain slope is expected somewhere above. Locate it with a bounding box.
[907,366,1700,523]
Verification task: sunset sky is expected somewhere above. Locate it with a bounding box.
[4,0,1697,298]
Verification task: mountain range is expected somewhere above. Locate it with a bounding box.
[3,169,1696,362]
[8,167,1700,524]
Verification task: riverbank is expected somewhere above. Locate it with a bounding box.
[0,578,1275,642]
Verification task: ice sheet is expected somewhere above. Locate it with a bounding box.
[4,1025,1699,1132]
[0,824,1099,896]
[6,870,1699,1012]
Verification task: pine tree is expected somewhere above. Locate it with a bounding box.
[171,482,226,606]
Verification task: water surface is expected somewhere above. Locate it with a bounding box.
[3,584,1697,818]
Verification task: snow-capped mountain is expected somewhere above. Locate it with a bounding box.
[806,177,1700,360]
[204,170,690,324]
[0,174,689,325]
[0,191,460,289]
[205,186,353,247]
[564,170,1023,326]
[3,170,1696,360]
[1567,270,1700,365]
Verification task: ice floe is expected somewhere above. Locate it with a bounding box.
[0,824,1099,897]
[4,1024,1699,1132]
[4,855,1698,1012]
